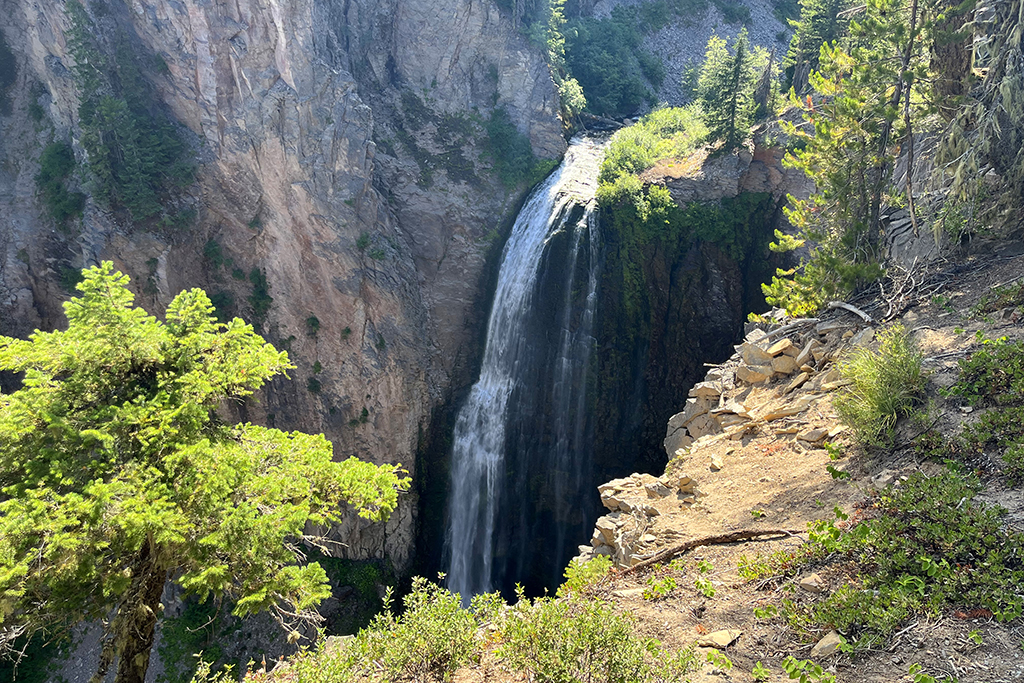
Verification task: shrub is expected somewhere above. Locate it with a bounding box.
[36,141,86,224]
[598,104,708,186]
[247,268,272,326]
[484,107,556,187]
[497,587,697,683]
[312,577,482,683]
[833,324,924,445]
[779,472,1024,649]
[558,555,613,597]
[65,2,195,222]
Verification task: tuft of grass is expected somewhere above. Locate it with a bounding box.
[833,324,924,446]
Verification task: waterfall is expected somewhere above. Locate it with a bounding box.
[445,137,606,599]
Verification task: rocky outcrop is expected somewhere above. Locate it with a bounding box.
[0,0,564,571]
[642,139,814,206]
[579,307,877,569]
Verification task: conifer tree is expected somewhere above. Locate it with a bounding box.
[766,0,928,314]
[0,263,409,683]
[697,30,758,150]
[783,0,850,93]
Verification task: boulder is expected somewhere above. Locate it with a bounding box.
[810,631,845,659]
[767,338,794,356]
[695,629,742,649]
[595,516,617,544]
[689,381,723,400]
[771,354,799,375]
[799,573,826,593]
[736,364,773,384]
[740,342,774,366]
[795,340,817,367]
[784,372,809,394]
[645,482,672,499]
[686,413,717,438]
[797,428,828,443]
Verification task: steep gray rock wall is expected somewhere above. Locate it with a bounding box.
[0,0,565,572]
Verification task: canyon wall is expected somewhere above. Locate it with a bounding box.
[0,0,565,571]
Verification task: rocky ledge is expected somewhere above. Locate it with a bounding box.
[576,308,880,569]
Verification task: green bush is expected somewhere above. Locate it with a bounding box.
[780,472,1024,648]
[291,577,482,683]
[484,107,556,187]
[833,324,924,446]
[247,268,272,326]
[598,105,708,186]
[948,337,1024,406]
[498,587,697,683]
[0,31,15,116]
[36,141,86,224]
[564,9,658,118]
[65,2,195,222]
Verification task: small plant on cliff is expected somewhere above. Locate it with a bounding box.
[35,141,86,226]
[833,324,924,446]
[0,263,410,683]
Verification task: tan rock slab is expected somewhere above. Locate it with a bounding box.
[689,381,723,399]
[795,340,817,366]
[595,517,617,544]
[741,342,774,366]
[799,573,826,593]
[767,338,794,356]
[798,428,828,443]
[810,631,845,658]
[784,372,809,394]
[736,364,773,384]
[695,629,742,649]
[771,354,799,374]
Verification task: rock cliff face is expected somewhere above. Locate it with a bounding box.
[0,0,564,571]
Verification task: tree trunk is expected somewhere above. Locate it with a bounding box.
[112,544,166,683]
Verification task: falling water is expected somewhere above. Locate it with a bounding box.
[445,137,606,599]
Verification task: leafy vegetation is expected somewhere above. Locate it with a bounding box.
[484,107,557,187]
[833,324,925,445]
[935,337,1024,483]
[598,105,708,187]
[696,30,761,150]
[782,0,849,93]
[240,558,694,683]
[35,141,86,225]
[765,0,933,315]
[0,263,409,683]
[741,472,1024,652]
[65,1,195,223]
[0,32,15,116]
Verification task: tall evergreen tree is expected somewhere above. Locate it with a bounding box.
[783,0,850,93]
[697,30,758,150]
[766,0,929,314]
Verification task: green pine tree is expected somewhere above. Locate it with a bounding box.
[0,263,410,683]
[697,30,759,150]
[783,0,850,93]
[766,0,928,314]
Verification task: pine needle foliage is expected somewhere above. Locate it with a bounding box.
[0,263,409,683]
[767,0,929,314]
[697,30,759,151]
[834,324,924,445]
[65,1,195,223]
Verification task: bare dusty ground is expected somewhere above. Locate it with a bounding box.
[449,247,1024,683]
